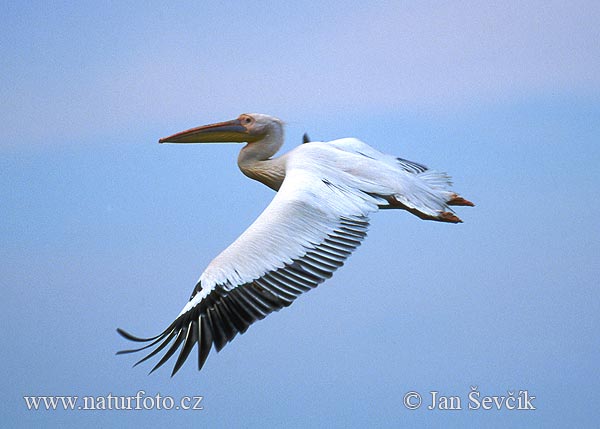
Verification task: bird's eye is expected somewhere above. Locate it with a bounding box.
[243,116,253,124]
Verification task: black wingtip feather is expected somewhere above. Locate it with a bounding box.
[133,330,177,368]
[198,316,213,371]
[172,321,198,377]
[116,328,161,343]
[206,308,227,352]
[117,341,158,356]
[149,327,187,374]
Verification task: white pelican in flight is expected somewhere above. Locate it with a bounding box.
[118,113,473,376]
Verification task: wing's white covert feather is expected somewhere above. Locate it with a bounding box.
[200,165,379,289]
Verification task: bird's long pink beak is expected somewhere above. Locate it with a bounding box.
[159,118,250,144]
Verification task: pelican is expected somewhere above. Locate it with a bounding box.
[117,113,474,376]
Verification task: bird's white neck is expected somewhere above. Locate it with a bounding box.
[237,122,286,191]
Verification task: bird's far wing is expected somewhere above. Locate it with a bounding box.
[326,138,427,173]
[117,167,380,376]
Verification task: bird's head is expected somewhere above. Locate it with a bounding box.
[158,113,283,144]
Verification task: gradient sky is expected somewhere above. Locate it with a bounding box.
[2,1,599,427]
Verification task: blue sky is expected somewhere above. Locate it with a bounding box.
[2,1,599,427]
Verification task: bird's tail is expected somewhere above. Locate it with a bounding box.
[380,170,474,223]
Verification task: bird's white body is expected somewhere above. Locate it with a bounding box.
[118,114,473,375]
[198,139,450,294]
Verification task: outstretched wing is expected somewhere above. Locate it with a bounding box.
[117,165,380,376]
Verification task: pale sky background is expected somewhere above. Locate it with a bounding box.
[2,1,599,427]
